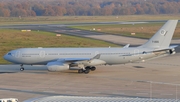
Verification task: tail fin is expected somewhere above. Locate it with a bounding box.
[139,20,178,49]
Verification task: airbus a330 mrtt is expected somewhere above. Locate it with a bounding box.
[3,20,178,74]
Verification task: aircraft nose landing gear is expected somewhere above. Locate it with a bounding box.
[20,64,24,71]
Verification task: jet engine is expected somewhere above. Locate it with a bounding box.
[47,61,69,71]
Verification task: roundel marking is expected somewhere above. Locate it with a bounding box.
[160,29,166,35]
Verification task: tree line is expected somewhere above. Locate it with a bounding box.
[0,0,180,17]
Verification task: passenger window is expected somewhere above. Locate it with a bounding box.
[8,53,12,55]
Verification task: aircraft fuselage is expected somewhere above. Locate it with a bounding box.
[4,47,166,65]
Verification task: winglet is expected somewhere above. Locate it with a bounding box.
[123,44,130,48]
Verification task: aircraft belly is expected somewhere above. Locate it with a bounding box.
[119,56,140,63]
[141,53,155,60]
[101,55,131,64]
[142,51,169,61]
[107,54,155,64]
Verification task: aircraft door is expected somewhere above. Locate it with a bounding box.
[40,51,45,58]
[15,51,21,58]
[95,51,99,56]
[134,49,139,56]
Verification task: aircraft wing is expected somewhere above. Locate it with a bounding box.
[47,54,105,67]
[56,54,101,63]
[46,54,106,72]
[56,58,91,63]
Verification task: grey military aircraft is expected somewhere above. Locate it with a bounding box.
[3,20,178,74]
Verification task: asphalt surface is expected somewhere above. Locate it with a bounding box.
[1,54,180,101]
[23,96,180,102]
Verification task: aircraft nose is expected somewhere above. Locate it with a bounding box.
[3,54,8,60]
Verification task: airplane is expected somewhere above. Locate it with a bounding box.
[3,20,178,74]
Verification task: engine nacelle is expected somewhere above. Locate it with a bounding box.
[47,61,69,72]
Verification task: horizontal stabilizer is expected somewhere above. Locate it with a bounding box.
[153,45,178,52]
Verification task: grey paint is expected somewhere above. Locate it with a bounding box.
[3,20,178,72]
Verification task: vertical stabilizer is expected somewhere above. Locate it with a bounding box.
[139,20,178,49]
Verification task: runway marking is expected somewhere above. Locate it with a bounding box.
[136,93,149,95]
[112,92,125,95]
[43,91,55,93]
[160,93,173,96]
[144,62,180,66]
[65,91,78,93]
[20,90,33,92]
[25,90,33,92]
[89,92,101,94]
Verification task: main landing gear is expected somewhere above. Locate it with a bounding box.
[78,66,96,74]
[20,64,24,71]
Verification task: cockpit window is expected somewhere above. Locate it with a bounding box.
[8,53,12,55]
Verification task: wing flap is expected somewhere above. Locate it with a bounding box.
[49,54,105,67]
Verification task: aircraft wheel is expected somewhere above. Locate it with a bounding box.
[90,66,96,71]
[85,66,90,70]
[20,68,24,71]
[84,69,90,74]
[20,64,24,71]
[78,69,83,73]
